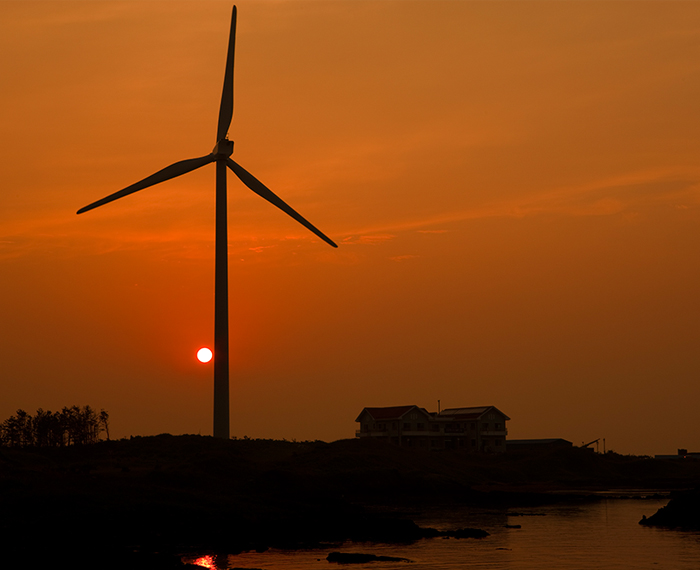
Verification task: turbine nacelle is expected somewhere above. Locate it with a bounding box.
[213,138,234,158]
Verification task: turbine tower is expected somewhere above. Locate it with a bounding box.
[77,6,337,439]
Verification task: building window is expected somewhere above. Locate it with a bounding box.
[495,423,501,430]
[470,423,476,431]
[403,423,411,430]
[431,424,440,432]
[482,423,489,430]
[417,423,425,431]
[392,422,397,429]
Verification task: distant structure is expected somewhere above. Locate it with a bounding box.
[355,405,509,452]
[655,448,700,460]
[506,438,573,452]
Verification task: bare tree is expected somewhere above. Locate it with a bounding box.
[99,410,110,441]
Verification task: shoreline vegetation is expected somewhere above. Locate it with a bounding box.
[0,406,109,447]
[2,434,699,569]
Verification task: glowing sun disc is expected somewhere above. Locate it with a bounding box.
[197,347,213,363]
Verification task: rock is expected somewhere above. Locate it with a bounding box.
[639,488,700,529]
[450,527,490,539]
[326,552,410,563]
[419,526,489,539]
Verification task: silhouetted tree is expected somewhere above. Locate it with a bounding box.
[15,409,33,447]
[33,408,53,447]
[1,411,23,447]
[99,410,110,441]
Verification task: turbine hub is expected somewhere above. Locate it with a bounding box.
[213,138,234,158]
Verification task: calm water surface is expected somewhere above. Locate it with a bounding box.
[185,498,700,569]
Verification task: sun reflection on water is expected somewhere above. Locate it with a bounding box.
[179,499,700,570]
[192,554,216,569]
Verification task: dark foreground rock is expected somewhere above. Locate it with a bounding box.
[450,527,490,538]
[640,488,700,529]
[421,527,490,539]
[327,552,410,563]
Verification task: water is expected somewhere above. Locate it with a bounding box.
[184,498,700,569]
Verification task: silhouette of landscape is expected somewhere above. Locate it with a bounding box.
[3,2,699,568]
[3,433,700,568]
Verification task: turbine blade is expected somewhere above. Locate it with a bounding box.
[77,154,215,214]
[226,158,338,248]
[216,6,237,142]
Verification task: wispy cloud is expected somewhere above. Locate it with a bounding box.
[337,167,700,238]
[341,234,396,246]
[249,245,277,253]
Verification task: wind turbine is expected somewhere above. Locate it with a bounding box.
[77,6,337,439]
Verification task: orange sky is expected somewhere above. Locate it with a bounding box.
[1,1,700,455]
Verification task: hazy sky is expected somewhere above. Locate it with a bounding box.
[2,1,699,455]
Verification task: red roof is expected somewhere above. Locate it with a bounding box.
[355,405,509,422]
[439,406,510,421]
[356,405,420,421]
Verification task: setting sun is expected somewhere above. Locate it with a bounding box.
[2,0,700,454]
[197,348,213,363]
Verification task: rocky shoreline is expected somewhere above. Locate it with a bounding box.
[639,487,700,529]
[2,435,699,568]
